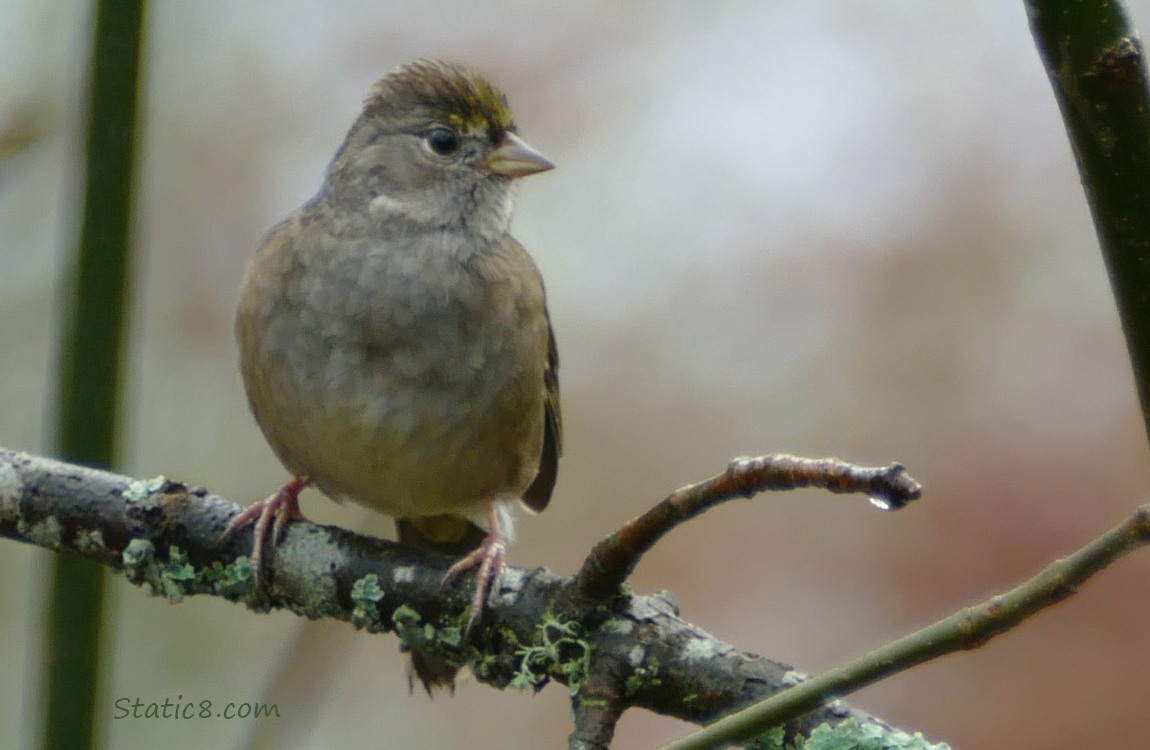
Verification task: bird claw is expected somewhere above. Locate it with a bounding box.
[221,476,311,588]
[442,532,507,631]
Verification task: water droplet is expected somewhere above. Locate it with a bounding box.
[868,496,894,511]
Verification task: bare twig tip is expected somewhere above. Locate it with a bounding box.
[870,463,922,510]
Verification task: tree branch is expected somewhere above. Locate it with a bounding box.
[662,501,1150,748]
[0,446,923,747]
[574,454,920,600]
[1026,0,1150,443]
[648,2,1150,745]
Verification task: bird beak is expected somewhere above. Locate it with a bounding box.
[485,132,554,178]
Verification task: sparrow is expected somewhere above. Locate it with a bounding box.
[224,58,561,691]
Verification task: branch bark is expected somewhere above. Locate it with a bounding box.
[0,447,920,748]
[574,455,920,600]
[1026,0,1150,443]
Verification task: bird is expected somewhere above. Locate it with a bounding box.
[224,59,561,691]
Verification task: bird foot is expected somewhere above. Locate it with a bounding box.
[221,476,311,587]
[442,529,507,631]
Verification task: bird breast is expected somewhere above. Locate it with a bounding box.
[236,217,549,518]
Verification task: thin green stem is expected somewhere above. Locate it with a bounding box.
[661,504,1150,750]
[41,1,146,748]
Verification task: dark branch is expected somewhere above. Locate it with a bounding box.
[573,454,921,600]
[0,446,916,746]
[1026,0,1150,444]
[569,671,625,750]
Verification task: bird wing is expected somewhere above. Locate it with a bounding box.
[522,314,561,512]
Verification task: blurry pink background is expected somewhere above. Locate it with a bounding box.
[2,2,1149,747]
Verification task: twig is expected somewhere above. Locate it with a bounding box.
[660,503,1150,749]
[574,454,921,600]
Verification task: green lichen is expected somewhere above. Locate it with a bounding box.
[350,574,385,630]
[436,625,462,647]
[124,475,168,503]
[392,604,425,649]
[781,670,808,687]
[625,655,661,697]
[196,557,254,598]
[385,603,466,675]
[684,637,718,661]
[509,612,592,694]
[392,605,449,649]
[160,546,196,602]
[601,617,633,635]
[121,540,198,603]
[74,528,106,554]
[744,726,787,750]
[627,644,645,666]
[122,538,162,593]
[18,515,63,549]
[122,538,156,569]
[743,719,951,750]
[282,591,334,621]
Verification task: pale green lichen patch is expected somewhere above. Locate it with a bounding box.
[627,645,645,667]
[392,604,427,649]
[601,618,634,636]
[624,655,661,697]
[19,515,63,549]
[388,603,462,659]
[501,567,526,586]
[392,566,416,584]
[159,546,196,602]
[121,541,204,603]
[122,539,162,593]
[268,527,344,619]
[74,528,106,555]
[124,475,168,503]
[436,625,462,647]
[774,719,951,750]
[350,574,385,630]
[282,592,334,621]
[745,725,787,750]
[744,719,952,750]
[781,669,809,687]
[0,460,20,509]
[510,612,591,694]
[489,566,528,612]
[197,557,253,598]
[683,637,718,661]
[123,538,155,567]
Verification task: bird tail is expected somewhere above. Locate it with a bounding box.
[395,515,487,694]
[396,515,488,556]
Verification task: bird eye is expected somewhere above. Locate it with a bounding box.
[425,127,460,156]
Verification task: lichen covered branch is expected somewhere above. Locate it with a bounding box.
[0,447,910,745]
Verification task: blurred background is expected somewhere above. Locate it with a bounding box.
[3,1,1150,747]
